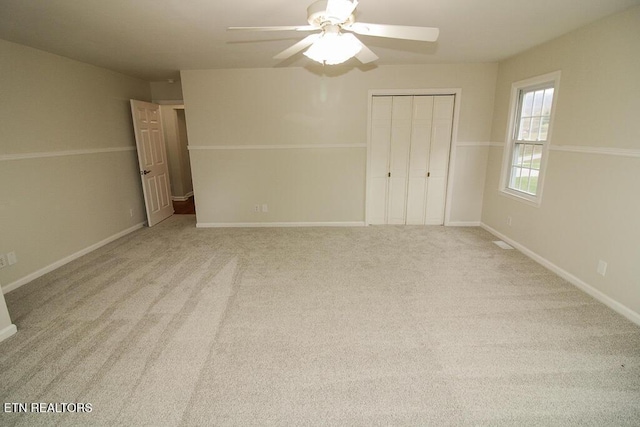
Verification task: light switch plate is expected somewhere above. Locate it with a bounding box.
[7,251,17,265]
[597,260,607,276]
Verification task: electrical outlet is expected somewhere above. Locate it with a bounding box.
[597,260,607,276]
[7,251,17,265]
[507,216,512,226]
[254,204,260,212]
[262,204,268,213]
[0,254,7,269]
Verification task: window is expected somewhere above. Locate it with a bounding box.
[500,71,560,205]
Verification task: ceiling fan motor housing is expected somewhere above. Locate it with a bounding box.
[307,0,355,27]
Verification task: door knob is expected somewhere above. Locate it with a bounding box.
[141,170,151,175]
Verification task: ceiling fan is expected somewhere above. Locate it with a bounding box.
[228,0,439,65]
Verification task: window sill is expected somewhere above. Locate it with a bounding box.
[498,188,541,208]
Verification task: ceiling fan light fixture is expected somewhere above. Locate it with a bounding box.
[303,31,362,65]
[231,0,436,65]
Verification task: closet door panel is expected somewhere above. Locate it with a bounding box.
[387,96,412,224]
[425,95,454,225]
[406,96,434,225]
[367,93,454,226]
[368,96,392,224]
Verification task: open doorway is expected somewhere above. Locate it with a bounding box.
[160,105,194,215]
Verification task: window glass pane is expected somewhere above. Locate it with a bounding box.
[510,166,521,188]
[522,144,533,168]
[509,142,542,195]
[514,168,523,191]
[518,118,531,140]
[528,169,539,194]
[532,90,544,116]
[515,171,526,193]
[522,92,534,117]
[529,144,536,167]
[513,144,524,166]
[532,145,542,169]
[539,117,550,141]
[523,168,532,193]
[514,175,521,191]
[530,117,541,141]
[542,88,554,115]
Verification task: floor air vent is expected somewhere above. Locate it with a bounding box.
[493,240,514,250]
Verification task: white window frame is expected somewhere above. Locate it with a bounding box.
[499,71,561,207]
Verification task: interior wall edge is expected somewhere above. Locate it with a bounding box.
[480,222,640,327]
[1,222,145,295]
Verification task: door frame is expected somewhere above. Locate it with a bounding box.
[365,88,462,226]
[161,104,194,202]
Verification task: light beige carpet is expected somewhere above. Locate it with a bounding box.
[1,215,639,426]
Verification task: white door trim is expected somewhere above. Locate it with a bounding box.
[365,88,462,226]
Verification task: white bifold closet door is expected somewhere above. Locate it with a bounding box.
[369,94,454,225]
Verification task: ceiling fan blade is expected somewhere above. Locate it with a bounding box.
[346,22,439,42]
[326,0,358,22]
[350,35,378,64]
[274,33,321,60]
[228,25,317,32]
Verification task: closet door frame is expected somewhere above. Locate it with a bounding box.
[365,88,462,226]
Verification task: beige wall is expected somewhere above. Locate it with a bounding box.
[150,81,184,103]
[0,39,151,292]
[482,6,640,318]
[181,63,498,225]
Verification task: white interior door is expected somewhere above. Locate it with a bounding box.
[130,100,173,227]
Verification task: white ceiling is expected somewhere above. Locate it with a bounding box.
[1,0,638,81]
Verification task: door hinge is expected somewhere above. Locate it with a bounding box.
[427,172,430,177]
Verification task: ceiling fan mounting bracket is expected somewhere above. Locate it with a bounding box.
[307,0,355,28]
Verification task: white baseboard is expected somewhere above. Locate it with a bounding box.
[0,324,17,343]
[197,221,366,228]
[480,222,640,327]
[446,221,481,227]
[2,222,146,295]
[171,192,194,202]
